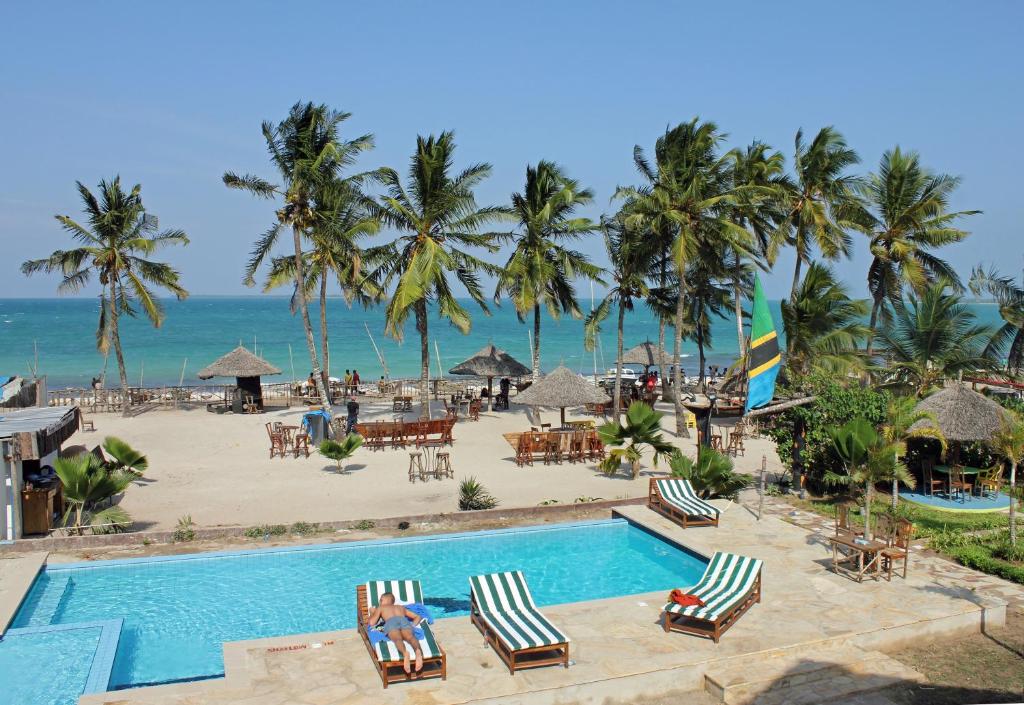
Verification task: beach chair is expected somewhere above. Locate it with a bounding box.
[469,571,570,674]
[357,580,447,688]
[648,478,720,528]
[661,551,763,643]
[881,518,913,581]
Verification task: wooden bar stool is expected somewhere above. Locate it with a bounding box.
[435,452,453,479]
[408,452,425,483]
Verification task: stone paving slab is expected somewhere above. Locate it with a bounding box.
[78,504,1021,705]
[0,550,46,634]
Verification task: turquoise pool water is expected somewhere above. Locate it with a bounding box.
[0,621,121,705]
[10,519,705,696]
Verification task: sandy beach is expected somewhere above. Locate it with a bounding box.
[64,400,786,532]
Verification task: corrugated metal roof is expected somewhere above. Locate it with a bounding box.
[0,406,78,439]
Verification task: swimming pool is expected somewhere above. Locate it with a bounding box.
[8,519,705,700]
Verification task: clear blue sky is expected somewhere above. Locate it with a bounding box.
[2,0,1021,300]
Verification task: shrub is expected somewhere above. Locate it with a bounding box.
[761,373,889,492]
[290,521,320,536]
[244,524,287,538]
[352,519,376,531]
[669,449,750,499]
[574,496,603,503]
[458,476,498,511]
[173,515,196,542]
[318,434,364,471]
[598,402,675,478]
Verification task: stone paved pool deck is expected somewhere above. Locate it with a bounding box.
[74,500,1023,705]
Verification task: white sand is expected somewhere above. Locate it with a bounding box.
[65,400,786,532]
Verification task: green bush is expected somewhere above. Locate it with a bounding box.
[352,519,376,531]
[669,449,750,499]
[244,524,287,538]
[458,476,498,511]
[173,515,196,542]
[761,373,889,492]
[290,521,320,536]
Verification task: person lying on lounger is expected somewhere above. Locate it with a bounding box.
[367,592,424,674]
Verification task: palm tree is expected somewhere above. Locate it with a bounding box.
[879,396,943,508]
[876,281,997,395]
[989,412,1024,545]
[263,178,380,382]
[598,401,676,479]
[585,212,653,422]
[859,147,979,354]
[668,448,750,499]
[54,453,133,534]
[681,255,732,391]
[969,265,1024,374]
[621,119,749,434]
[770,127,863,299]
[494,161,602,381]
[367,132,508,416]
[726,142,790,354]
[21,177,189,416]
[780,262,870,377]
[224,102,373,407]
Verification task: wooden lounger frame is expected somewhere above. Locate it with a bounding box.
[661,570,761,643]
[356,584,447,688]
[647,478,719,528]
[469,592,570,675]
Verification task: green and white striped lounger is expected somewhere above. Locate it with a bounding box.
[649,478,721,527]
[661,551,763,642]
[469,571,570,674]
[357,579,446,687]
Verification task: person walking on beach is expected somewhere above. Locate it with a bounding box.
[343,369,353,395]
[351,369,361,394]
[346,396,360,434]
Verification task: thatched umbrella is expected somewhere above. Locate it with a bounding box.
[198,346,281,411]
[514,365,609,426]
[911,384,1011,443]
[619,341,673,370]
[449,344,530,411]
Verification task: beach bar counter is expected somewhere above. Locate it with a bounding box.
[0,405,79,540]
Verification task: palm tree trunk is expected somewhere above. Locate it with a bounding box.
[866,293,883,356]
[673,279,689,438]
[614,297,625,424]
[292,225,329,407]
[532,303,541,383]
[658,257,670,399]
[416,300,430,419]
[891,478,899,510]
[697,328,706,393]
[864,481,873,540]
[1011,460,1018,545]
[733,258,745,357]
[790,255,803,302]
[108,284,131,418]
[319,274,331,401]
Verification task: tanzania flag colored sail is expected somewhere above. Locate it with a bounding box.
[745,275,780,413]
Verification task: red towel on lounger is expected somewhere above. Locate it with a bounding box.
[668,589,705,607]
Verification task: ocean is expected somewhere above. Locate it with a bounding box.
[0,297,1004,389]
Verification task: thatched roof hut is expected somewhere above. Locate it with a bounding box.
[619,341,673,368]
[514,365,608,425]
[198,346,281,412]
[449,344,530,410]
[910,384,1011,443]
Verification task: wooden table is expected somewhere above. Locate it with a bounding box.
[829,534,887,582]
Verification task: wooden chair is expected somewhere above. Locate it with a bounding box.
[441,418,456,445]
[390,422,407,449]
[293,430,310,458]
[515,433,534,467]
[948,465,973,502]
[266,423,287,459]
[922,458,944,496]
[881,518,913,580]
[978,465,1004,499]
[586,431,605,462]
[725,428,745,457]
[468,400,481,422]
[80,413,96,432]
[835,503,863,538]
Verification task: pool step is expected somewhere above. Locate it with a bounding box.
[704,644,925,705]
[27,574,72,625]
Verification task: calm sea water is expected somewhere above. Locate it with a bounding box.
[0,296,1003,388]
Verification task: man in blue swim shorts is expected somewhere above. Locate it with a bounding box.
[367,592,424,674]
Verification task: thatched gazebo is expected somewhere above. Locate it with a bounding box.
[619,341,673,370]
[449,344,530,411]
[514,365,609,426]
[910,384,1011,443]
[198,346,281,412]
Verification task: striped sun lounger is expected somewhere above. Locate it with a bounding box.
[356,579,447,688]
[469,571,570,674]
[661,551,763,642]
[649,477,721,528]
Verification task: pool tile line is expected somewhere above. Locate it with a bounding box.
[44,518,627,572]
[2,618,123,695]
